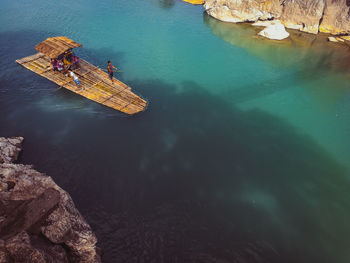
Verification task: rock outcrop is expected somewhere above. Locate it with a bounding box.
[280,0,325,34]
[204,0,350,36]
[0,137,23,164]
[0,137,101,263]
[319,0,350,34]
[204,0,283,23]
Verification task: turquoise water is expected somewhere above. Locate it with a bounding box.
[1,0,350,262]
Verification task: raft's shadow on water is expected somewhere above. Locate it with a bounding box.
[1,30,350,263]
[151,0,176,9]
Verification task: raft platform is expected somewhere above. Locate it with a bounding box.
[16,37,147,115]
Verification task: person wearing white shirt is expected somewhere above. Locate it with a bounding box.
[69,71,81,89]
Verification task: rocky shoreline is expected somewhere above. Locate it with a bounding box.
[0,137,101,263]
[187,0,350,41]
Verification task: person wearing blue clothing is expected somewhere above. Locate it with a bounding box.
[107,60,118,84]
[69,71,81,89]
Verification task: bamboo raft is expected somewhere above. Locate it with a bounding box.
[16,37,147,115]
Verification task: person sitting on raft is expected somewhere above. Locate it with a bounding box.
[57,60,70,74]
[69,55,80,70]
[56,60,64,72]
[73,55,80,69]
[50,58,58,71]
[65,51,73,63]
[63,56,72,69]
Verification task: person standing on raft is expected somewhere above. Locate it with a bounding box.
[107,60,118,84]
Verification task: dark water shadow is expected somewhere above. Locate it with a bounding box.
[1,30,350,263]
[151,0,176,9]
[59,78,349,263]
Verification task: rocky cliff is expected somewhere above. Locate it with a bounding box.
[204,0,350,35]
[319,0,350,34]
[0,137,101,263]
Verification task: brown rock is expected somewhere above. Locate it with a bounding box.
[5,232,46,263]
[0,239,10,263]
[204,0,350,36]
[0,137,23,164]
[4,231,69,263]
[280,0,325,34]
[204,0,283,23]
[0,188,60,238]
[0,137,101,262]
[320,0,350,34]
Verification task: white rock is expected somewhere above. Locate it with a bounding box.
[258,22,290,40]
[328,36,345,42]
[328,36,338,42]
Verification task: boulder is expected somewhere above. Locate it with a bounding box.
[0,137,23,164]
[280,0,325,34]
[0,137,101,262]
[258,22,290,40]
[204,0,283,23]
[319,0,350,35]
[204,0,350,36]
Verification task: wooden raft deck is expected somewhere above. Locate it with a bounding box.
[16,53,147,115]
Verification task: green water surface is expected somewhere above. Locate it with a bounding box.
[1,0,350,262]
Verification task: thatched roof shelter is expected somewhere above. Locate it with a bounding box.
[35,36,82,58]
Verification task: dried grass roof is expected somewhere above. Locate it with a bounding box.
[35,36,82,58]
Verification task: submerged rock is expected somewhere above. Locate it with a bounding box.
[258,21,290,40]
[0,137,101,262]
